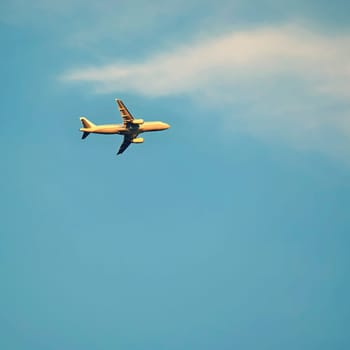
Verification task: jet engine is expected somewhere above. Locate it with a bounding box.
[131,119,144,125]
[131,137,144,143]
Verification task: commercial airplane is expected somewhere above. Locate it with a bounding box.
[80,99,170,155]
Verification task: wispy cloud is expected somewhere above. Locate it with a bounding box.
[62,23,350,157]
[63,24,350,96]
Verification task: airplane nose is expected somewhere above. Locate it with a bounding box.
[164,123,170,129]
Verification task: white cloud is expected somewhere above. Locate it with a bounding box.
[62,24,350,157]
[63,24,350,96]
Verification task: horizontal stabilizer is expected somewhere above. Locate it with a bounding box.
[82,132,90,139]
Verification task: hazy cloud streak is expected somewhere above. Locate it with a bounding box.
[63,24,350,98]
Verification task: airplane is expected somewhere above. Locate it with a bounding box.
[79,99,170,155]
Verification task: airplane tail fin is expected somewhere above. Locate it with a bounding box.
[80,117,95,129]
[80,117,95,139]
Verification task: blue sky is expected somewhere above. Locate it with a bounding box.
[1,1,350,349]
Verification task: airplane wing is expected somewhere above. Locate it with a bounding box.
[117,135,132,155]
[116,99,134,125]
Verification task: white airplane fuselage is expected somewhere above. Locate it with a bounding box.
[81,121,170,136]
